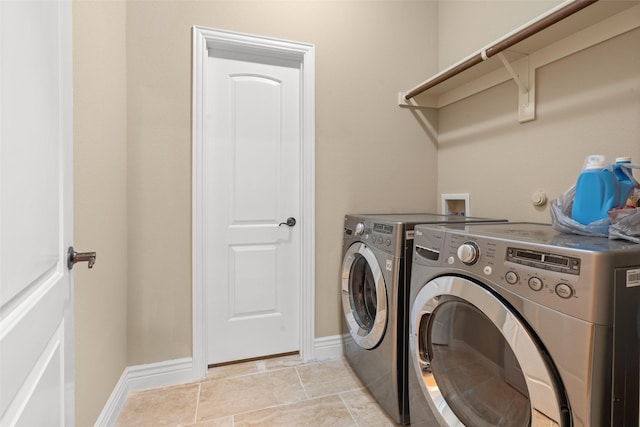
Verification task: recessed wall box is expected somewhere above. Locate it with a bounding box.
[441,193,470,216]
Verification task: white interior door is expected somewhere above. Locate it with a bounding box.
[205,49,301,365]
[0,1,74,425]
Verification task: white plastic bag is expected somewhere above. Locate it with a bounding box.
[550,185,610,237]
[608,207,640,244]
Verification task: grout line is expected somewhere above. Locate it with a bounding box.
[220,365,299,383]
[195,366,309,424]
[193,382,202,425]
[127,356,361,426]
[338,392,359,426]
[294,366,311,400]
[229,394,343,421]
[206,363,306,382]
[234,398,305,416]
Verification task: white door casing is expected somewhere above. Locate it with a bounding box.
[0,0,74,425]
[192,27,315,371]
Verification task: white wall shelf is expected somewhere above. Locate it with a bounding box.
[399,0,640,123]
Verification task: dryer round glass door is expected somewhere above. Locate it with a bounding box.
[341,242,388,349]
[410,275,568,427]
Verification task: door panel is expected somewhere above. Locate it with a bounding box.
[1,278,66,416]
[206,51,301,364]
[0,0,73,425]
[230,245,277,316]
[0,0,60,305]
[12,326,65,427]
[232,76,281,222]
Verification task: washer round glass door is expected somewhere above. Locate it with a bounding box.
[410,275,566,427]
[341,242,388,349]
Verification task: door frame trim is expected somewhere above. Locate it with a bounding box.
[191,26,315,378]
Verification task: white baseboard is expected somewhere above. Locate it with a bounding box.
[93,368,128,427]
[94,336,343,426]
[127,357,194,391]
[93,358,195,427]
[313,334,343,360]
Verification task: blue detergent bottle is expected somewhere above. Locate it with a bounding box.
[571,154,619,225]
[613,157,635,207]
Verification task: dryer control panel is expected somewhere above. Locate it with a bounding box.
[501,246,582,301]
[411,222,640,325]
[506,247,581,275]
[444,232,594,322]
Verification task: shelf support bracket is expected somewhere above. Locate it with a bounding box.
[495,52,535,123]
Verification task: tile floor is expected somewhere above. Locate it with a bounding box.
[116,355,399,427]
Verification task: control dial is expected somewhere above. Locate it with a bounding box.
[555,283,574,299]
[354,223,365,236]
[505,271,519,285]
[528,277,544,291]
[457,241,480,265]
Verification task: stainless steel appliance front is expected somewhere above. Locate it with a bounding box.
[340,213,507,425]
[408,222,640,427]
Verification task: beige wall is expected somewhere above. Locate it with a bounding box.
[72,2,640,424]
[438,0,562,69]
[73,1,128,426]
[125,1,439,364]
[437,26,640,222]
[72,1,437,422]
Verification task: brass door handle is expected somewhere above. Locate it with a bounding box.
[67,246,97,270]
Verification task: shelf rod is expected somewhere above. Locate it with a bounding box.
[403,0,599,100]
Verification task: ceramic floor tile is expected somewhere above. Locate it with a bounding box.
[197,367,307,421]
[296,358,362,398]
[206,354,306,381]
[179,416,233,427]
[234,395,356,426]
[117,356,397,427]
[340,388,398,426]
[206,359,264,381]
[116,383,199,427]
[262,354,308,370]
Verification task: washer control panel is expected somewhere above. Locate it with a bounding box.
[343,217,402,256]
[371,223,394,248]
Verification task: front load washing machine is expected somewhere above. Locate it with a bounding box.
[341,214,506,425]
[408,222,640,427]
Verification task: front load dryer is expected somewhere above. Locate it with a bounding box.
[408,222,640,427]
[340,214,506,425]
